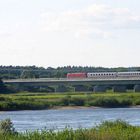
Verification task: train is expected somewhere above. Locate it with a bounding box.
[67,72,140,79]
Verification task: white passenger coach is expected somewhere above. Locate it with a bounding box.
[87,72,140,78]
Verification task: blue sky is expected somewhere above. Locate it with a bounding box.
[0,0,140,67]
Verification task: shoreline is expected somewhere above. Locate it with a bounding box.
[1,105,140,112]
[51,105,140,110]
[51,106,101,110]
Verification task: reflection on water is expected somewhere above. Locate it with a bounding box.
[0,108,140,132]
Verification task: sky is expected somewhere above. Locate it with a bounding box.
[0,0,140,68]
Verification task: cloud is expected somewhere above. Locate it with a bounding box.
[40,4,140,39]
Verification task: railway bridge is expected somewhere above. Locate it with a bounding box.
[3,78,140,93]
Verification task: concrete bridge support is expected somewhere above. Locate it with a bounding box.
[113,86,126,92]
[134,85,140,92]
[93,86,106,93]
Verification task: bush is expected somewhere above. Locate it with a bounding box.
[119,99,132,106]
[89,97,120,107]
[61,95,71,106]
[0,119,16,134]
[71,97,85,106]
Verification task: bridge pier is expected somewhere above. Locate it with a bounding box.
[113,86,126,92]
[93,86,106,93]
[134,85,140,92]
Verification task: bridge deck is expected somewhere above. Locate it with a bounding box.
[4,77,140,83]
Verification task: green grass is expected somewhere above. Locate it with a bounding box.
[0,92,140,110]
[1,119,140,140]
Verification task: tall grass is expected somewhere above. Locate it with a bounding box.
[0,119,140,140]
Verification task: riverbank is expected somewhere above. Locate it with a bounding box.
[0,119,140,140]
[0,92,140,111]
[51,106,101,110]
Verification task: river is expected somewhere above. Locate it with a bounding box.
[0,107,140,132]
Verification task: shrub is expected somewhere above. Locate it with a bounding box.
[61,95,71,106]
[90,97,120,107]
[0,119,16,134]
[119,99,132,106]
[71,97,85,106]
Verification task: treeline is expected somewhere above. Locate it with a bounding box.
[0,65,140,79]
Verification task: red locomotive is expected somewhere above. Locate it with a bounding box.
[67,73,87,78]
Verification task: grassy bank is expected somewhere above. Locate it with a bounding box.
[0,119,140,140]
[0,92,140,110]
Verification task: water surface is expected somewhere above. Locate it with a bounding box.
[0,108,140,132]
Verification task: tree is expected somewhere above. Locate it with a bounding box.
[20,70,38,79]
[0,79,7,93]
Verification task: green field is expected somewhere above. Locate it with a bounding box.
[0,119,140,140]
[0,92,140,111]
